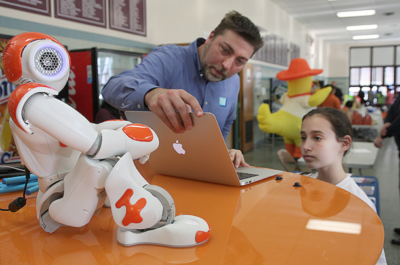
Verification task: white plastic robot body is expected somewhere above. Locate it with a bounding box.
[2,32,210,247]
[9,84,163,230]
[48,154,112,227]
[9,118,80,192]
[106,152,163,230]
[19,90,99,153]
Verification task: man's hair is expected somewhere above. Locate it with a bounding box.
[213,11,264,55]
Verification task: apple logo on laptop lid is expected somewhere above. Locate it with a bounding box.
[173,140,185,154]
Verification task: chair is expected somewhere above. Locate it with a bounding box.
[277,149,302,172]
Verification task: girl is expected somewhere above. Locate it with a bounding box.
[300,107,387,265]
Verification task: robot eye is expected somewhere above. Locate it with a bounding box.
[34,47,63,76]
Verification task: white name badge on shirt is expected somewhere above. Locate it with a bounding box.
[219,97,227,107]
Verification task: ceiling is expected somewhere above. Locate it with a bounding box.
[270,0,400,44]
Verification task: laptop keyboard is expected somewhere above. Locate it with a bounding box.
[237,172,259,180]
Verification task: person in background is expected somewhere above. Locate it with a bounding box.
[318,87,341,110]
[352,94,362,110]
[376,90,386,109]
[386,87,394,106]
[101,11,264,168]
[358,88,366,105]
[330,81,343,103]
[373,94,400,245]
[367,87,376,106]
[342,100,353,121]
[300,107,387,264]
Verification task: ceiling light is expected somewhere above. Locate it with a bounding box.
[352,34,380,40]
[346,24,378,31]
[306,219,362,234]
[337,10,375,18]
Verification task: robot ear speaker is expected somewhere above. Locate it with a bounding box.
[34,46,64,76]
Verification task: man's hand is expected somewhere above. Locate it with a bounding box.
[379,122,391,137]
[145,88,203,134]
[373,135,384,148]
[229,149,250,168]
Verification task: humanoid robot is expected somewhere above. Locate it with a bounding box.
[2,32,210,247]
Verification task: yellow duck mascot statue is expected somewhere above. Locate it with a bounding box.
[257,58,331,159]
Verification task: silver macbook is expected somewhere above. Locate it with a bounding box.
[125,111,282,186]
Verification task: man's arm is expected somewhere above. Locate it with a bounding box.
[101,46,202,133]
[101,48,171,111]
[374,99,400,147]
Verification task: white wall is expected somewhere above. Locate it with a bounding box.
[0,0,315,58]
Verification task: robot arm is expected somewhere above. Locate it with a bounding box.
[9,82,157,162]
[13,86,99,154]
[91,119,131,133]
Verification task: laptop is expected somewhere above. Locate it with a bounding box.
[125,111,282,186]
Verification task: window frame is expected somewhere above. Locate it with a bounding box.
[349,45,399,96]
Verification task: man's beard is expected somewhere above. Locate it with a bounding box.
[200,42,227,82]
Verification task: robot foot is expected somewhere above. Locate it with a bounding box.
[40,210,62,233]
[36,180,64,233]
[117,215,211,247]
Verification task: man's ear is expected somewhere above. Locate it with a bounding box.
[341,135,352,152]
[205,31,215,43]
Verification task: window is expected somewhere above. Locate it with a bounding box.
[350,68,360,86]
[350,46,399,94]
[397,67,400,85]
[360,67,371,86]
[372,67,383,86]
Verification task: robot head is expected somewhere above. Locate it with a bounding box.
[2,32,70,92]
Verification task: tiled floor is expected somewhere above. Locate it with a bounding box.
[244,136,400,265]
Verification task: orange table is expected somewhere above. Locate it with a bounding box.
[0,167,384,264]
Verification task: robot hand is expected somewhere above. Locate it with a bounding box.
[2,32,210,247]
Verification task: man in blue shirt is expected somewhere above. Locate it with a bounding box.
[102,11,263,167]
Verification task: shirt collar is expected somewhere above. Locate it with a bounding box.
[190,38,205,76]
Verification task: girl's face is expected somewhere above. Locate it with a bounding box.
[300,115,349,170]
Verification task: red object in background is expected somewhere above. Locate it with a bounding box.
[68,50,95,122]
[352,111,363,125]
[363,114,372,125]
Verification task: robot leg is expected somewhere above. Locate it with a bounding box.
[36,181,64,233]
[106,153,211,247]
[45,154,112,228]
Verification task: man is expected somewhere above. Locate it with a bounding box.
[102,11,264,168]
[367,87,375,106]
[374,97,400,245]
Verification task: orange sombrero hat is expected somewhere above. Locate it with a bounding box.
[277,58,323,81]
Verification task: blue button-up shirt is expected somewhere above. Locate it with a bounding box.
[101,38,240,139]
